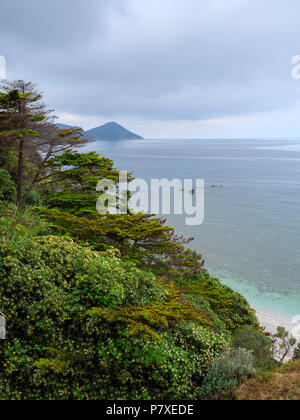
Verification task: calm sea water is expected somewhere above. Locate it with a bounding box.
[83,138,300,321]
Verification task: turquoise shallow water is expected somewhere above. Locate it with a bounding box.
[83,138,300,321]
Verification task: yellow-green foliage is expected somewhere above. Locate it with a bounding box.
[34,359,67,374]
[176,274,258,332]
[87,282,213,340]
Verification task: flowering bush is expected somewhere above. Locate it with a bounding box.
[233,326,273,369]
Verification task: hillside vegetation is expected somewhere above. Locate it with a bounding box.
[0,208,258,399]
[0,79,271,400]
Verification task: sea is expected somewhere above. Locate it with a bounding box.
[82,138,300,324]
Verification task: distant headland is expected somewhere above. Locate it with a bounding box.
[57,121,144,141]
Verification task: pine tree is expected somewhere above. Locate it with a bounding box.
[0,80,85,209]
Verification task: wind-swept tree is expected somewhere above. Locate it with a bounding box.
[41,151,205,279]
[0,80,85,209]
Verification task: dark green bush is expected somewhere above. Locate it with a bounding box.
[183,293,228,335]
[0,169,16,202]
[293,343,300,361]
[176,274,258,333]
[233,326,273,369]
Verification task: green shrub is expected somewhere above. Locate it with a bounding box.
[0,148,15,174]
[200,348,256,400]
[24,186,42,206]
[293,343,300,361]
[183,294,228,335]
[233,326,273,369]
[0,169,16,202]
[176,274,258,333]
[272,327,297,364]
[0,223,230,400]
[0,207,50,243]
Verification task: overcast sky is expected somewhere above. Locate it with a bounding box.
[1,0,300,138]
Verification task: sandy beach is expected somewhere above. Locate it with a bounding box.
[256,311,300,361]
[256,310,296,335]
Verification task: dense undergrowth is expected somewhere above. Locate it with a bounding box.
[0,208,258,399]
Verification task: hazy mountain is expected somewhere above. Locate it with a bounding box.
[85,122,144,140]
[56,122,143,141]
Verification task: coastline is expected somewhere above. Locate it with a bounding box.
[256,310,299,362]
[256,310,295,335]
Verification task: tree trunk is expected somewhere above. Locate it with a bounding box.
[20,170,39,210]
[16,138,24,209]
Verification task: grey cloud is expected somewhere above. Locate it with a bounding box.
[1,0,300,124]
[0,0,124,48]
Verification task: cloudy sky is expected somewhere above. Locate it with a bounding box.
[1,0,300,138]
